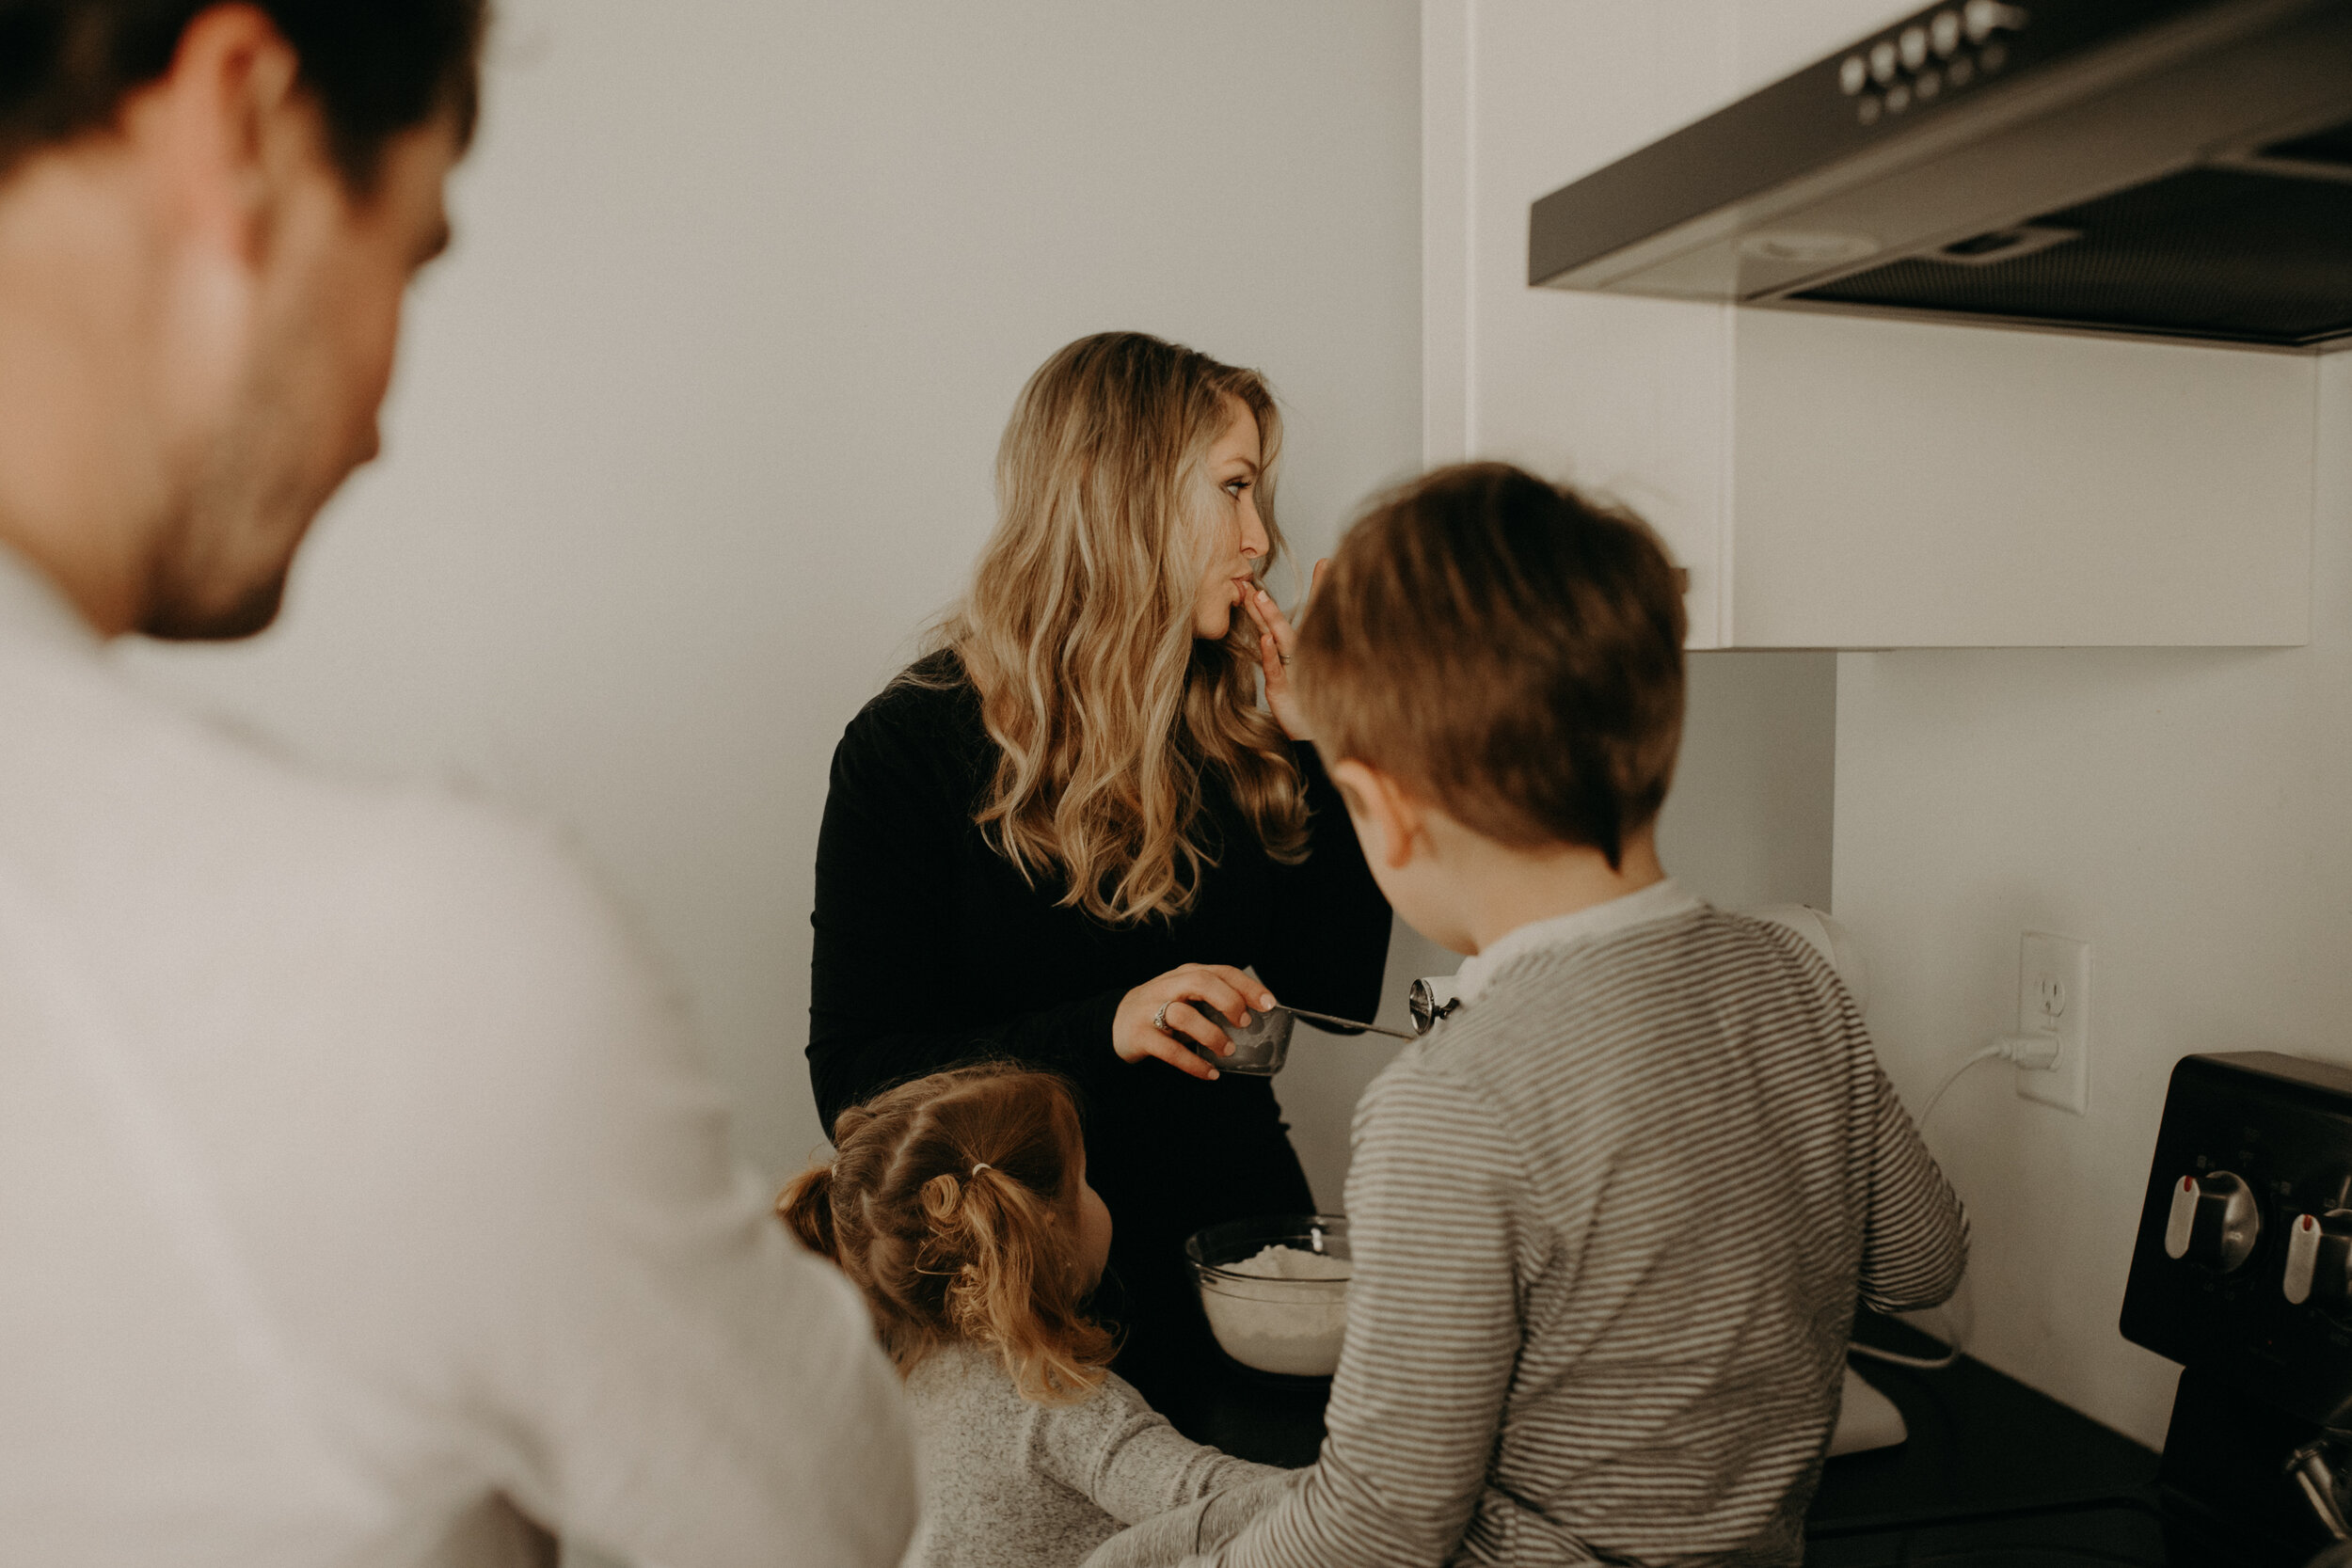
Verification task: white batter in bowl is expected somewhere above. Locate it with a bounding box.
[1186,1214,1351,1377]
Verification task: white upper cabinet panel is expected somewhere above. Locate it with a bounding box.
[1426,0,2322,648]
[1429,0,1742,645]
[1732,311,2316,646]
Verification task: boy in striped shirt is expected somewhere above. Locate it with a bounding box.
[1113,463,1967,1567]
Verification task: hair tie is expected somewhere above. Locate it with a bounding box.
[971,1163,993,1177]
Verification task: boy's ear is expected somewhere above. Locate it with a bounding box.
[1327,759,1424,871]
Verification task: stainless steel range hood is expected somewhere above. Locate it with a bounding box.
[1527,0,2352,350]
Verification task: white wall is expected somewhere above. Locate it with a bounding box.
[1662,654,1836,913]
[117,0,1839,1229]
[108,0,1841,1333]
[119,0,1423,1182]
[1831,351,2352,1448]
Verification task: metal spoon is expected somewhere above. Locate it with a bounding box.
[1275,1005,1417,1041]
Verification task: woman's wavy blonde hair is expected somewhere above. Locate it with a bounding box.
[778,1063,1114,1404]
[923,331,1310,926]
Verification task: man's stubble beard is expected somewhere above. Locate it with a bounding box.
[137,369,341,643]
[139,550,292,641]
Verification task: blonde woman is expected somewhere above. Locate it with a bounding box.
[807,331,1391,1406]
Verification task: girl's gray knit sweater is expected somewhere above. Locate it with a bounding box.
[902,1342,1285,1568]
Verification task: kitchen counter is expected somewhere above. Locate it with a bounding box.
[1812,1312,2159,1531]
[1809,1344,2165,1563]
[1158,1310,2164,1555]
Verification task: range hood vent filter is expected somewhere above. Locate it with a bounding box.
[1798,154,2352,345]
[1528,1,2352,350]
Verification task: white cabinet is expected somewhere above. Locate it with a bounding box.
[1423,0,2319,648]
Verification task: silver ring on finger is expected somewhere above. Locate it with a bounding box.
[1152,1000,1179,1037]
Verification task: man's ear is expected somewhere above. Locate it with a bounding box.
[1327,759,1424,871]
[123,5,309,267]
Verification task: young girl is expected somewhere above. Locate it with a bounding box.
[778,1063,1291,1568]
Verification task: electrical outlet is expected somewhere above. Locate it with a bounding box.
[2016,931,2090,1114]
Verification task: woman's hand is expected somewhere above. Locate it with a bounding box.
[1114,963,1278,1081]
[1247,559,1327,742]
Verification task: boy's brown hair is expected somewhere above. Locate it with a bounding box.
[777,1062,1115,1404]
[1295,462,1686,868]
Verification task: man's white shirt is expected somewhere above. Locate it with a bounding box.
[0,546,914,1567]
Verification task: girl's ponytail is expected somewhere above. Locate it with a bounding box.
[928,1168,1027,1343]
[780,1063,1114,1403]
[926,1163,1104,1401]
[777,1163,840,1260]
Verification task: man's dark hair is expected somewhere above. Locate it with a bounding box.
[0,1,486,190]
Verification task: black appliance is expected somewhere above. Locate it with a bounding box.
[1528,0,2352,350]
[2120,1052,2352,1564]
[1803,1052,2352,1565]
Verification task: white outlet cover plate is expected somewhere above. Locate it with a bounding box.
[2016,931,2090,1115]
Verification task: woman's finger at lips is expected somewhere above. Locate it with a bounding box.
[1253,590,1292,644]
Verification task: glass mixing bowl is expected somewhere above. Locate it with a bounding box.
[1184,1213,1351,1378]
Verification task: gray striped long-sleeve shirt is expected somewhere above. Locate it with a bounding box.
[1200,881,1967,1568]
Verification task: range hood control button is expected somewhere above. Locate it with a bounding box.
[2164,1171,2262,1273]
[1964,1,2028,44]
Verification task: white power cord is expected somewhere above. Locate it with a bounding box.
[1847,1032,2062,1372]
[1916,1032,2061,1129]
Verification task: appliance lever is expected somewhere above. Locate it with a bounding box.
[2290,1440,2352,1541]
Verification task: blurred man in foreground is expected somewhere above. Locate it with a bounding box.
[0,5,916,1563]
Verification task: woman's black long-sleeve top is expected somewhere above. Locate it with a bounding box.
[807,652,1391,1373]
